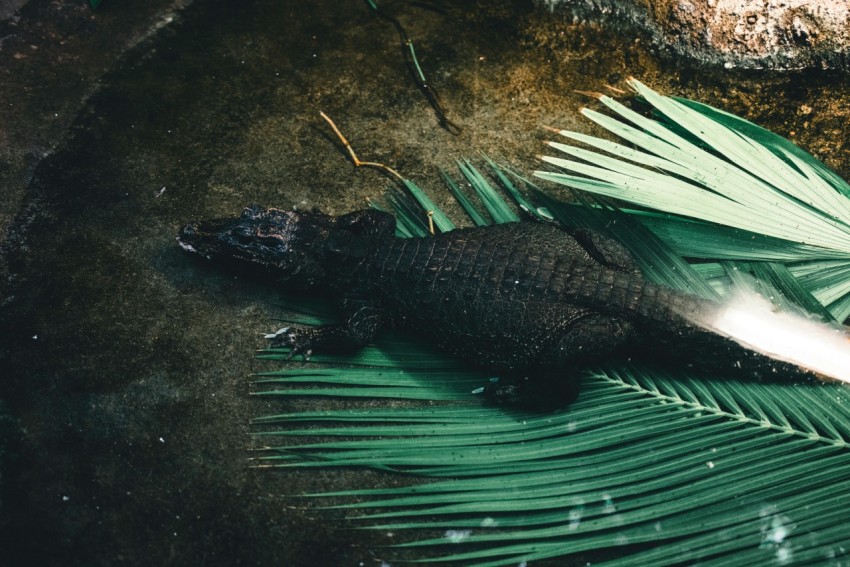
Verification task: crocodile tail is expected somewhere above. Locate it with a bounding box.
[624,279,716,326]
[575,269,717,327]
[624,278,850,384]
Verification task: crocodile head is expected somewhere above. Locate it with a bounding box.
[178,205,334,287]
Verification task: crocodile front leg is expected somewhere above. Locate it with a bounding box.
[484,311,633,409]
[266,298,384,360]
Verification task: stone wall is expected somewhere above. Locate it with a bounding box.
[540,0,850,69]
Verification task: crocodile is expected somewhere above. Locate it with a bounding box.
[177,205,816,409]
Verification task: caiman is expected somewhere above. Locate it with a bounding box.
[177,205,820,408]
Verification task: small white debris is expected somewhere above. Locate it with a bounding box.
[155,186,166,198]
[176,239,196,254]
[159,437,165,443]
[62,495,70,502]
[444,530,471,543]
[776,547,793,563]
[32,334,37,340]
[706,461,715,469]
[470,387,485,395]
[601,494,616,514]
[760,506,795,564]
[568,507,583,530]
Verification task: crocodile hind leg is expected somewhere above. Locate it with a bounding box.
[267,298,384,359]
[484,312,633,410]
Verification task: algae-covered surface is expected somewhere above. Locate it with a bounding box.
[2,0,850,565]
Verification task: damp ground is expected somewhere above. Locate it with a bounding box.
[2,0,850,565]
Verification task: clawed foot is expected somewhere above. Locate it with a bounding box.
[264,327,314,360]
[483,376,553,409]
[479,374,579,411]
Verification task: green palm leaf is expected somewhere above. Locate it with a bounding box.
[253,88,850,565]
[539,78,850,320]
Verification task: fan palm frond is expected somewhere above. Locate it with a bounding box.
[539,78,850,320]
[253,84,850,565]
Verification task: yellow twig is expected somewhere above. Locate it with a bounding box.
[574,89,605,99]
[319,111,405,181]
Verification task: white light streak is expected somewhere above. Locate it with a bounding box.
[702,292,850,384]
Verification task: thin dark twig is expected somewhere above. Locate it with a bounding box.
[366,0,461,135]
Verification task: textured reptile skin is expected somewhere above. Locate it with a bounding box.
[178,206,809,408]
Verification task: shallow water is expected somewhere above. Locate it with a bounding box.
[2,0,850,565]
